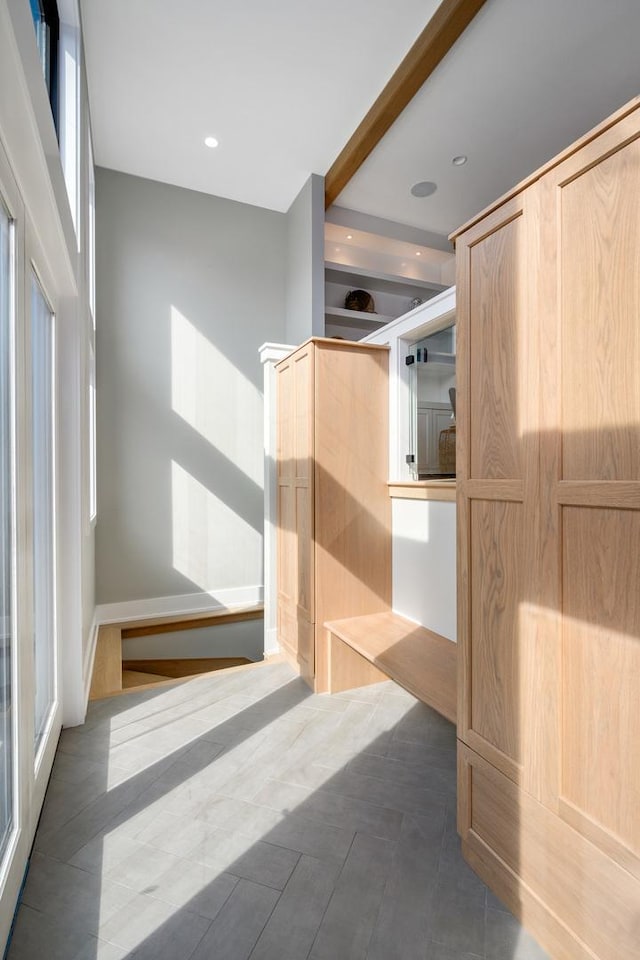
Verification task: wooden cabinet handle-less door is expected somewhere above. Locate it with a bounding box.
[454,97,640,960]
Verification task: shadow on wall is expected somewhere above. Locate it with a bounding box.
[96,305,266,605]
[95,168,287,607]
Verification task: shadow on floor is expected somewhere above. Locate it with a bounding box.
[5,661,548,960]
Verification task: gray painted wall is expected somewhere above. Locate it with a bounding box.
[285,173,324,344]
[95,168,287,604]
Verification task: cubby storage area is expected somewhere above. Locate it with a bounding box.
[323,221,455,340]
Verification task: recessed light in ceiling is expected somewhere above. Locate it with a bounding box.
[204,136,219,149]
[410,180,437,198]
[346,234,353,240]
[452,155,467,166]
[415,251,421,257]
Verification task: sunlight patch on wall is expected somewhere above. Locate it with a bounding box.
[171,306,262,485]
[171,460,261,591]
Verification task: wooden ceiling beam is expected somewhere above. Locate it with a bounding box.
[324,0,489,209]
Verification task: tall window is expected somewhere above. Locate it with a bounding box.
[59,19,80,237]
[29,0,60,130]
[88,137,96,522]
[0,200,14,854]
[31,275,55,752]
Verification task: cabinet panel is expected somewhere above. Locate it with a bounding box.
[455,98,640,960]
[294,348,313,475]
[277,484,294,605]
[460,745,640,960]
[468,213,525,480]
[277,362,293,478]
[295,484,313,621]
[560,506,640,875]
[276,339,390,693]
[276,346,315,675]
[469,499,523,775]
[277,606,314,684]
[560,137,640,481]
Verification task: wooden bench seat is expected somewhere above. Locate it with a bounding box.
[324,611,457,723]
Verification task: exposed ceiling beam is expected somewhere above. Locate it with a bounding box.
[324,0,489,209]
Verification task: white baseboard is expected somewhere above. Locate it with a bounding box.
[94,585,265,626]
[79,613,99,723]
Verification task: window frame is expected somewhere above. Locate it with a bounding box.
[29,265,58,765]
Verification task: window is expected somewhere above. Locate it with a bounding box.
[88,341,96,523]
[29,0,60,130]
[88,136,95,322]
[58,18,80,236]
[407,321,457,480]
[31,274,56,752]
[0,200,14,856]
[88,137,96,522]
[30,1,81,236]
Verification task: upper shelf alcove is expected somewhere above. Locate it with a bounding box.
[324,221,455,340]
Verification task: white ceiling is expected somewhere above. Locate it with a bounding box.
[79,0,440,212]
[80,0,640,232]
[337,0,640,237]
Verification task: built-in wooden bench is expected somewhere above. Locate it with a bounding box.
[324,611,457,724]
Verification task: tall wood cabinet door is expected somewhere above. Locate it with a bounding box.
[276,355,296,656]
[276,345,315,681]
[456,192,545,796]
[536,107,640,877]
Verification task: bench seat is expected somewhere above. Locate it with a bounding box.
[324,611,457,723]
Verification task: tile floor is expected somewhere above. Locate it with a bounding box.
[6,661,549,960]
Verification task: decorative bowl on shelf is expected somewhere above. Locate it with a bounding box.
[345,289,375,313]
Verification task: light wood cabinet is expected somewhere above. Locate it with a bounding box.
[276,338,391,692]
[453,97,640,960]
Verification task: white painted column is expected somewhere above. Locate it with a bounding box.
[259,343,293,657]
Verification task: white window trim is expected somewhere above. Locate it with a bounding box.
[0,180,20,907]
[29,263,58,772]
[58,19,81,245]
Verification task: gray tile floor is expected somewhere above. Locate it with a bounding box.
[6,662,549,960]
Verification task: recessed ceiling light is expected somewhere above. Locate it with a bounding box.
[346,234,353,240]
[335,247,341,253]
[204,136,219,149]
[415,251,421,257]
[410,180,437,198]
[452,155,467,166]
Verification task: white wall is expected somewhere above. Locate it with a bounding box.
[95,169,287,608]
[392,498,456,641]
[285,173,324,344]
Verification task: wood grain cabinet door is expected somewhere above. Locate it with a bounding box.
[276,344,315,680]
[455,100,640,960]
[456,192,542,795]
[535,107,640,878]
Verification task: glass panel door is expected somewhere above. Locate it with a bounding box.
[0,200,14,855]
[31,274,55,751]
